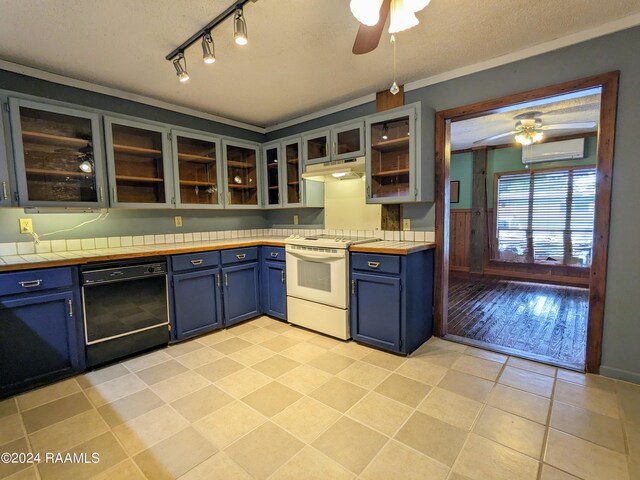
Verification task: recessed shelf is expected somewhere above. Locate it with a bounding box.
[228,184,257,190]
[227,160,255,168]
[26,168,90,178]
[116,175,164,183]
[287,159,299,164]
[267,162,278,168]
[113,144,162,156]
[268,185,279,190]
[288,180,300,185]
[371,168,410,177]
[22,131,90,148]
[372,137,410,152]
[178,152,217,163]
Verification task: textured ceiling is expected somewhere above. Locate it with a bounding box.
[451,90,602,150]
[0,0,637,127]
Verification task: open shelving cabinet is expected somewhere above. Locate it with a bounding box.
[172,130,222,209]
[104,117,172,208]
[9,98,107,207]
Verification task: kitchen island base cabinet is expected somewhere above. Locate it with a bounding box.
[0,268,83,397]
[172,269,222,340]
[222,263,260,327]
[350,249,434,355]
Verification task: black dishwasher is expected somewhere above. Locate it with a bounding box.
[81,258,170,368]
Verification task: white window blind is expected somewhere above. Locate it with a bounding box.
[495,167,596,266]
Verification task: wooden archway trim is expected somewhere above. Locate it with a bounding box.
[434,71,619,373]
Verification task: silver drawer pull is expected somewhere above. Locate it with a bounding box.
[270,252,279,258]
[19,279,42,288]
[190,259,203,266]
[236,254,246,260]
[367,261,381,268]
[2,181,8,200]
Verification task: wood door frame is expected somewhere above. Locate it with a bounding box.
[434,71,619,373]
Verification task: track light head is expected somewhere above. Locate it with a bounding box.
[234,8,248,45]
[201,32,216,64]
[173,53,189,82]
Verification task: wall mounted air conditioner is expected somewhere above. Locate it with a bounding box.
[522,138,586,164]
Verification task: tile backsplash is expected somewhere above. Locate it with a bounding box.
[0,228,436,256]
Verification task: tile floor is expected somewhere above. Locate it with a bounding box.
[0,316,638,480]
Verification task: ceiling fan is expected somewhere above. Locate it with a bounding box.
[351,0,431,54]
[473,117,597,147]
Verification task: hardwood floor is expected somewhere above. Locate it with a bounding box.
[447,275,588,368]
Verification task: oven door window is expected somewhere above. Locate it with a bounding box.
[83,276,168,344]
[297,259,331,292]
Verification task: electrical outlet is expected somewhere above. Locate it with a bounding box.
[403,219,411,230]
[174,216,183,228]
[19,218,33,234]
[293,215,299,225]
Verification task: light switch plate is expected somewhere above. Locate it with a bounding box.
[19,218,33,234]
[174,216,183,228]
[403,219,411,230]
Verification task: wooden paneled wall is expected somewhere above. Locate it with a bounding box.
[449,209,471,271]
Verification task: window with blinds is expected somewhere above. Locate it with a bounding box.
[495,167,596,266]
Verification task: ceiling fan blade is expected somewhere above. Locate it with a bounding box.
[352,0,391,55]
[473,130,519,145]
[540,122,597,130]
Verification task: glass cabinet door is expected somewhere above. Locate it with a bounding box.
[263,143,281,208]
[173,131,221,208]
[224,140,259,207]
[9,98,106,207]
[283,139,302,206]
[303,130,330,165]
[0,110,11,207]
[105,118,171,207]
[331,122,364,161]
[366,111,414,203]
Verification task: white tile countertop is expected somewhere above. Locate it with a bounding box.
[0,228,436,271]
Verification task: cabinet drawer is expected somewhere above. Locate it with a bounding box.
[0,267,74,296]
[351,253,400,275]
[172,251,220,272]
[221,247,258,265]
[261,246,285,262]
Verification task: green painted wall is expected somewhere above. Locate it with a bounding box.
[450,152,473,209]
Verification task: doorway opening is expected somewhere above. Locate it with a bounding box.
[434,72,619,373]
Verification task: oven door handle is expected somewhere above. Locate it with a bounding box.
[286,250,345,261]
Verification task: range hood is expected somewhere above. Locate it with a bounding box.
[302,157,365,182]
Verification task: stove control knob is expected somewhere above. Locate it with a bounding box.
[294,235,301,239]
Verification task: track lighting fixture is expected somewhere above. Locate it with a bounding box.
[201,32,216,64]
[173,53,189,82]
[382,124,389,140]
[234,8,248,46]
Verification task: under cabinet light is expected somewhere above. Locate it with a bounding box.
[202,32,216,64]
[234,8,248,45]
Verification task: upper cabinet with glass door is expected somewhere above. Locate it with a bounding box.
[8,98,107,207]
[104,117,172,208]
[330,121,365,161]
[365,103,434,204]
[223,139,260,208]
[302,130,330,165]
[172,130,222,209]
[282,138,303,206]
[0,106,12,207]
[262,142,281,208]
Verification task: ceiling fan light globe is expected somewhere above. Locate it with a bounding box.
[389,0,420,33]
[404,0,432,13]
[350,0,384,26]
[533,131,544,143]
[515,133,532,146]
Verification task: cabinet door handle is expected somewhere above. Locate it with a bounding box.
[112,187,117,203]
[1,181,8,200]
[332,141,336,155]
[224,272,229,286]
[325,142,329,156]
[367,261,381,268]
[281,270,285,284]
[99,186,104,203]
[351,279,356,295]
[19,279,42,288]
[236,254,246,260]
[270,252,279,258]
[190,259,203,266]
[217,273,221,288]
[69,299,73,317]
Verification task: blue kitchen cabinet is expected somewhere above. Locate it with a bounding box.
[0,267,84,396]
[172,269,222,340]
[222,247,260,327]
[350,249,434,354]
[261,246,286,321]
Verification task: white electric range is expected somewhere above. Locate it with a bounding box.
[285,233,377,339]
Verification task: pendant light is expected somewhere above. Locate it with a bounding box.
[350,0,384,26]
[234,8,248,45]
[201,32,216,64]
